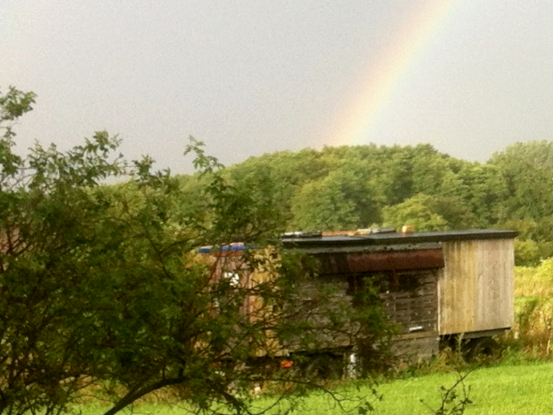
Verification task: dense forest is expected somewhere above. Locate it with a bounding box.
[177,141,553,266]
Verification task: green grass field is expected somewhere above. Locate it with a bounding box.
[266,363,553,415]
[80,265,553,415]
[370,363,553,415]
[78,362,553,415]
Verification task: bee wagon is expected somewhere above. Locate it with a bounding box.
[281,229,517,364]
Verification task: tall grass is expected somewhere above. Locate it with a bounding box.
[507,258,553,359]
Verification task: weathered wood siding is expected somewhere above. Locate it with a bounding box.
[376,269,438,335]
[438,238,514,335]
[376,269,439,362]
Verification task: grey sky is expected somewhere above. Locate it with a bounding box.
[2,1,553,174]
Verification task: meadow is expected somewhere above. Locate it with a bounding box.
[77,362,553,415]
[289,362,553,415]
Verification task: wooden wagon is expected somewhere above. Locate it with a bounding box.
[281,229,517,364]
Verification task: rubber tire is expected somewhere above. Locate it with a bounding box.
[304,354,343,380]
[463,337,499,362]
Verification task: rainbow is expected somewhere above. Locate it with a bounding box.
[329,1,460,146]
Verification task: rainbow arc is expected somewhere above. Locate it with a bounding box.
[329,1,459,147]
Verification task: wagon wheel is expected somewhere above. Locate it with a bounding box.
[463,337,499,362]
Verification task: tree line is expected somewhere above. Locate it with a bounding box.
[175,140,553,266]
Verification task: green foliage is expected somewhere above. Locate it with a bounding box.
[514,239,542,266]
[382,193,476,231]
[197,142,514,235]
[0,88,130,415]
[223,148,329,229]
[206,141,548,263]
[451,163,508,226]
[501,219,553,266]
[0,87,395,415]
[511,261,553,357]
[490,141,553,225]
[0,86,36,122]
[291,171,361,231]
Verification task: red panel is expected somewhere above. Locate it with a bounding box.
[317,249,444,275]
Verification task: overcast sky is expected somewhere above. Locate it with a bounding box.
[2,1,553,174]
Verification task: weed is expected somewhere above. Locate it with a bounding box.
[420,371,472,415]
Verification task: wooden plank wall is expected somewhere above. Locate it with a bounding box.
[438,238,514,335]
[378,269,438,335]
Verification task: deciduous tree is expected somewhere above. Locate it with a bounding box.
[0,87,388,415]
